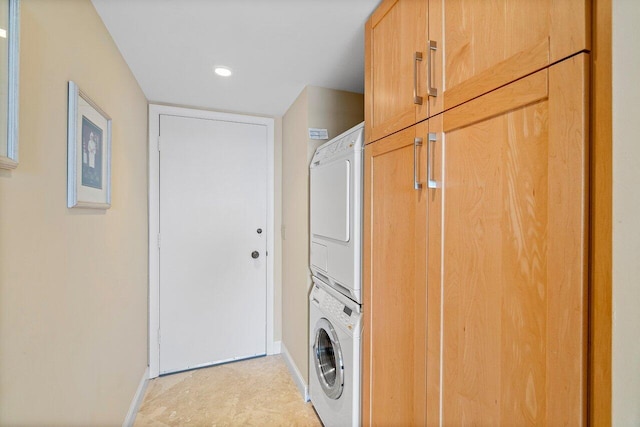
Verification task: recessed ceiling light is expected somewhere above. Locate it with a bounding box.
[214,66,232,77]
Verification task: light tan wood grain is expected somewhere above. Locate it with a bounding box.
[414,0,429,124]
[438,55,588,425]
[443,38,550,112]
[546,52,589,427]
[364,2,596,424]
[431,0,589,116]
[365,0,428,143]
[589,0,612,423]
[443,68,548,133]
[413,120,428,427]
[501,99,549,425]
[362,126,373,426]
[551,0,591,61]
[426,114,443,427]
[369,0,398,28]
[362,125,427,426]
[364,18,373,145]
[426,0,443,117]
[443,112,506,426]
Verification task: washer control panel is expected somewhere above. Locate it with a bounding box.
[312,283,361,332]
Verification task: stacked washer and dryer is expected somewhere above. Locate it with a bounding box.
[308,122,364,426]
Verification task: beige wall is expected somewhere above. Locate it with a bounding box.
[282,87,310,381]
[0,1,148,424]
[307,86,365,159]
[281,86,363,386]
[612,0,640,424]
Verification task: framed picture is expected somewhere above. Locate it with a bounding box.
[0,0,20,170]
[67,81,111,209]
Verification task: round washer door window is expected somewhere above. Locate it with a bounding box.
[313,318,344,400]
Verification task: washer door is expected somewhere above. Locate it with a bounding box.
[313,318,344,400]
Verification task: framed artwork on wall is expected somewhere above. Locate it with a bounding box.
[0,0,20,170]
[67,81,111,209]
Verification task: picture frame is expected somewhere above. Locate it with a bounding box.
[0,0,20,170]
[67,81,111,209]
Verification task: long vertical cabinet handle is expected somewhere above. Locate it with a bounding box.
[427,133,438,189]
[413,52,423,105]
[414,137,423,190]
[427,41,438,97]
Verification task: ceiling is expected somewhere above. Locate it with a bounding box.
[91,0,381,117]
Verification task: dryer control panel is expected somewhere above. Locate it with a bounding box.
[310,122,364,167]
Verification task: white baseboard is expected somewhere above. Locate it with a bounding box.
[269,340,282,355]
[122,366,149,427]
[281,342,309,402]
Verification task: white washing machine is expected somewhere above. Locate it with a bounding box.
[309,277,362,427]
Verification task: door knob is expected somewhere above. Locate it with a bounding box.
[257,228,263,234]
[251,251,260,259]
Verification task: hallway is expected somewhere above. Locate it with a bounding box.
[134,355,321,426]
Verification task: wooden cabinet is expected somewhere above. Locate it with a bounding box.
[364,0,429,144]
[363,54,589,425]
[430,54,589,425]
[362,123,429,426]
[428,0,590,115]
[365,0,590,143]
[363,0,592,422]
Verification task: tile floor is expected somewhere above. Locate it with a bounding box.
[133,355,322,426]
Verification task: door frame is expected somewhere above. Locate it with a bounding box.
[148,104,276,378]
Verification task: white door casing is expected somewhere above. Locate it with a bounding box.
[148,105,275,378]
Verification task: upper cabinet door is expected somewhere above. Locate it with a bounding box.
[428,0,590,115]
[365,0,428,144]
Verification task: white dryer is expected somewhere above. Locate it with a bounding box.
[310,122,364,303]
[309,277,362,427]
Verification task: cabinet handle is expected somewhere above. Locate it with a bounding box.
[427,133,438,189]
[427,41,438,97]
[414,137,423,190]
[413,52,423,105]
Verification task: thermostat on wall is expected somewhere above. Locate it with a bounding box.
[309,128,329,140]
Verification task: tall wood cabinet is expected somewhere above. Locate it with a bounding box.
[363,0,591,424]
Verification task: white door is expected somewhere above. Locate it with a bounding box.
[159,114,267,375]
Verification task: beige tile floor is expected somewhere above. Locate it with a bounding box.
[133,355,322,426]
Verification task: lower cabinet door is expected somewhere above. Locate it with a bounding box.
[362,123,428,426]
[363,53,588,426]
[429,53,589,425]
